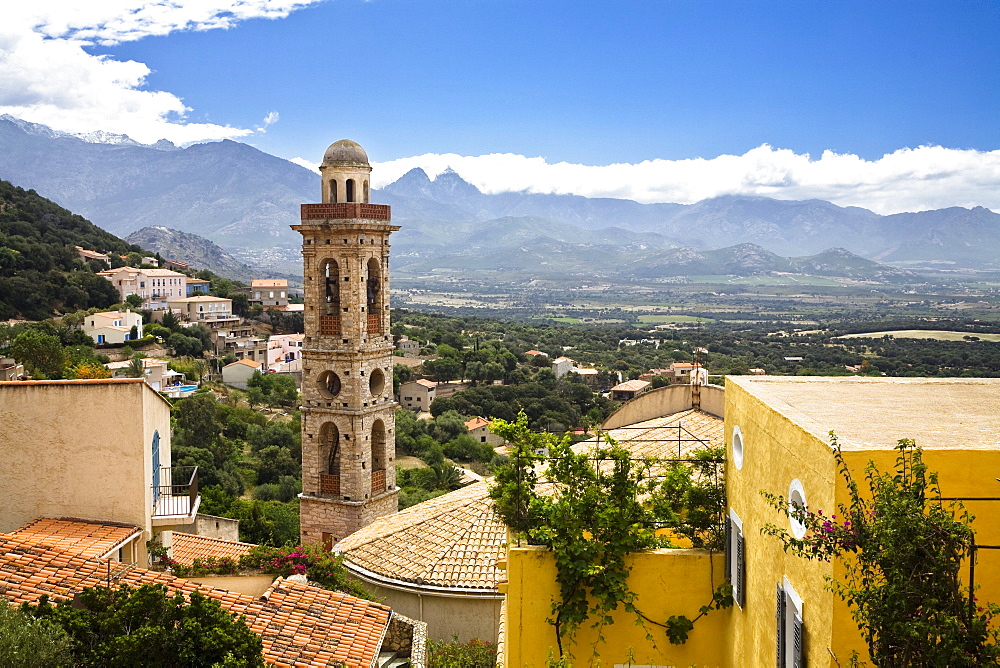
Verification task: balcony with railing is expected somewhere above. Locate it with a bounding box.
[371,469,386,495]
[320,473,341,497]
[151,466,200,525]
[301,203,391,221]
[319,315,341,336]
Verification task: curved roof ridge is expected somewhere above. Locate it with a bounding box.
[336,481,490,551]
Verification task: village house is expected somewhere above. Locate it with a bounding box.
[0,378,198,565]
[397,378,437,411]
[610,378,652,401]
[222,358,263,389]
[74,246,110,267]
[500,377,1000,667]
[551,356,574,379]
[0,358,24,381]
[81,309,143,345]
[250,278,289,307]
[185,278,211,295]
[465,416,505,447]
[267,333,304,372]
[166,294,233,321]
[395,335,421,357]
[98,266,188,310]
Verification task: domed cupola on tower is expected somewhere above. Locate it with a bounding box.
[320,139,372,205]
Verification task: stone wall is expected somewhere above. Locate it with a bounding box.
[300,489,397,546]
[383,612,428,668]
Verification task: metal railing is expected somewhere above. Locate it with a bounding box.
[371,469,386,495]
[152,466,198,517]
[320,473,340,496]
[300,203,391,221]
[319,315,341,336]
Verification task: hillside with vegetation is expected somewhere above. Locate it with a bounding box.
[0,179,146,319]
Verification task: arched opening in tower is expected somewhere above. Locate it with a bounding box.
[366,257,382,335]
[371,419,387,495]
[329,179,338,203]
[321,259,340,336]
[346,179,356,203]
[319,422,341,497]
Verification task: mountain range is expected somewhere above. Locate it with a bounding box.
[124,226,259,283]
[2,115,998,282]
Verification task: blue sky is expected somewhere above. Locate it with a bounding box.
[2,1,999,212]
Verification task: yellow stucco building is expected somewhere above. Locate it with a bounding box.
[501,377,1000,667]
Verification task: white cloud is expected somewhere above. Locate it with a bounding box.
[0,2,322,144]
[256,111,279,131]
[289,157,319,172]
[371,145,1000,215]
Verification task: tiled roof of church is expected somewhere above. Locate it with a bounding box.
[336,481,506,592]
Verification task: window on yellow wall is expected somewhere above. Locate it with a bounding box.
[732,424,744,470]
[776,578,804,668]
[788,479,808,539]
[727,508,745,609]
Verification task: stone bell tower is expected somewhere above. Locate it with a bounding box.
[294,139,399,547]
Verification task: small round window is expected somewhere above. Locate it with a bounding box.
[369,368,385,397]
[317,370,341,398]
[732,425,744,470]
[788,479,807,539]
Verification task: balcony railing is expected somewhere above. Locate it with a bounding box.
[371,469,386,495]
[367,313,382,335]
[300,203,391,221]
[152,466,198,518]
[320,473,340,496]
[319,315,341,336]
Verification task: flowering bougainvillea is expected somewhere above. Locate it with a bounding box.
[762,435,1000,666]
[167,544,375,601]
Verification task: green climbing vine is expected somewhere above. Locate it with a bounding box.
[489,412,731,661]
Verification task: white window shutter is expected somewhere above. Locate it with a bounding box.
[725,515,733,581]
[736,531,746,609]
[776,583,786,668]
[792,612,804,668]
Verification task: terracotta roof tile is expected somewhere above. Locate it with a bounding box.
[0,534,391,667]
[464,417,490,431]
[337,482,506,591]
[611,379,652,392]
[11,519,140,560]
[170,533,255,566]
[589,409,724,459]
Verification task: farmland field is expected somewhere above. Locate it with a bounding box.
[837,330,1000,342]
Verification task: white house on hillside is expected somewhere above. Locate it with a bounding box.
[83,310,143,345]
[222,358,263,389]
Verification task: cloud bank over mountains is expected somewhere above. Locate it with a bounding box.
[355,144,1000,216]
[0,1,320,144]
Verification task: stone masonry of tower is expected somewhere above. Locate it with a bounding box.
[294,139,400,547]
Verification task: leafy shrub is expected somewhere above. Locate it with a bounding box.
[428,637,497,668]
[0,602,73,667]
[23,584,264,667]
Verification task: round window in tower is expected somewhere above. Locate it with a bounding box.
[317,370,341,399]
[369,368,385,397]
[788,479,808,539]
